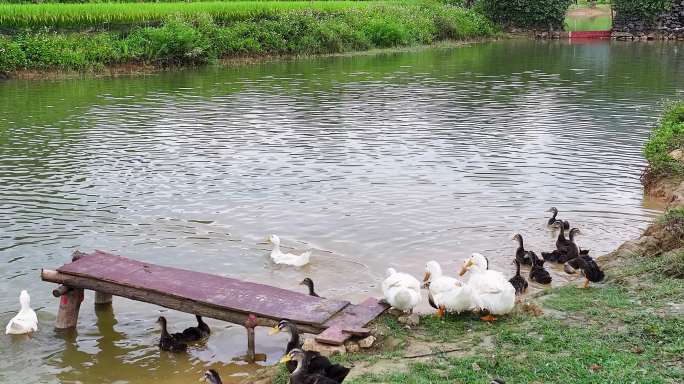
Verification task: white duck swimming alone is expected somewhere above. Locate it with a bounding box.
[5,290,38,335]
[268,234,311,267]
[423,261,474,318]
[382,268,421,313]
[459,253,515,321]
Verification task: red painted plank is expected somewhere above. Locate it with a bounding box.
[315,297,389,345]
[57,251,349,326]
[569,30,612,39]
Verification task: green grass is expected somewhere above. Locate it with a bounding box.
[644,101,684,180]
[332,247,684,383]
[564,4,612,31]
[0,4,496,73]
[0,1,399,29]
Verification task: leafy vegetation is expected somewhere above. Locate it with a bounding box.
[644,101,684,180]
[0,4,495,72]
[476,0,574,30]
[613,0,674,27]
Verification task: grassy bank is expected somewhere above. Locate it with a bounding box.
[644,101,684,182]
[0,2,496,74]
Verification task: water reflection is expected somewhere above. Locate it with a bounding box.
[1,40,682,383]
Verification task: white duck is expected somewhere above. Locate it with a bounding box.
[459,253,515,321]
[382,268,421,313]
[5,290,38,335]
[268,234,311,267]
[423,261,475,318]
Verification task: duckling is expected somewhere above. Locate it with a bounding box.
[511,234,532,265]
[156,316,188,352]
[508,259,528,295]
[204,369,223,384]
[269,319,301,353]
[280,349,348,384]
[546,207,570,229]
[542,227,580,263]
[528,251,552,284]
[300,278,321,298]
[172,315,210,342]
[572,255,605,288]
[5,290,38,335]
[269,234,311,267]
[270,321,349,381]
[382,268,421,313]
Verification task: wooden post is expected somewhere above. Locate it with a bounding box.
[54,251,86,329]
[55,287,83,329]
[94,292,113,306]
[244,314,257,363]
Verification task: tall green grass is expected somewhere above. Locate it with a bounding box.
[0,1,399,29]
[644,101,684,180]
[0,4,496,72]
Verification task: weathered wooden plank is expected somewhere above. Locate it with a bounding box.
[315,297,389,345]
[55,251,349,326]
[42,269,322,334]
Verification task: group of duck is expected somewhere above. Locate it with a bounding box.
[381,207,605,320]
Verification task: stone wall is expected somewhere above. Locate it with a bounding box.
[613,0,684,39]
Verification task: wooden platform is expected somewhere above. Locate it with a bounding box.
[42,250,387,344]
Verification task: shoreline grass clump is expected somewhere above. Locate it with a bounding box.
[0,3,496,73]
[643,101,684,183]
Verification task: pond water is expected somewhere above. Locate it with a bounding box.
[1,40,683,383]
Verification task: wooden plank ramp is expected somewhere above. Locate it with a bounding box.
[41,250,388,343]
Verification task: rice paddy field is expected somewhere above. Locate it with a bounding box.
[0,1,400,29]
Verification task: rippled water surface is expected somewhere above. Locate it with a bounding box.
[1,40,683,383]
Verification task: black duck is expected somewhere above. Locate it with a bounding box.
[511,234,532,265]
[280,349,348,384]
[300,278,321,298]
[172,315,210,342]
[528,251,552,284]
[204,369,223,384]
[543,227,580,263]
[156,316,188,353]
[509,259,528,295]
[547,207,570,229]
[571,255,605,288]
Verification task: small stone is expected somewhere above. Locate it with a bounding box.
[669,149,684,161]
[397,313,420,326]
[358,335,376,349]
[344,340,360,353]
[302,337,346,357]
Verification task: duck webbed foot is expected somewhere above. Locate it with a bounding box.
[435,305,446,319]
[480,314,497,322]
[577,278,590,289]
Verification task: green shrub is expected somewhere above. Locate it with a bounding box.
[124,16,213,64]
[0,37,27,71]
[613,0,674,28]
[644,101,684,180]
[476,0,573,30]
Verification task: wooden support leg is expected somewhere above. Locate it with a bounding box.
[244,313,257,363]
[94,292,113,306]
[55,288,84,329]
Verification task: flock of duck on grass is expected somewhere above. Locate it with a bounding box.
[3,208,605,384]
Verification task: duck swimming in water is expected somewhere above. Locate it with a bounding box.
[5,290,38,335]
[269,234,311,267]
[512,234,532,265]
[300,278,321,298]
[171,315,210,342]
[543,227,580,263]
[508,259,528,295]
[547,207,570,229]
[156,316,188,352]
